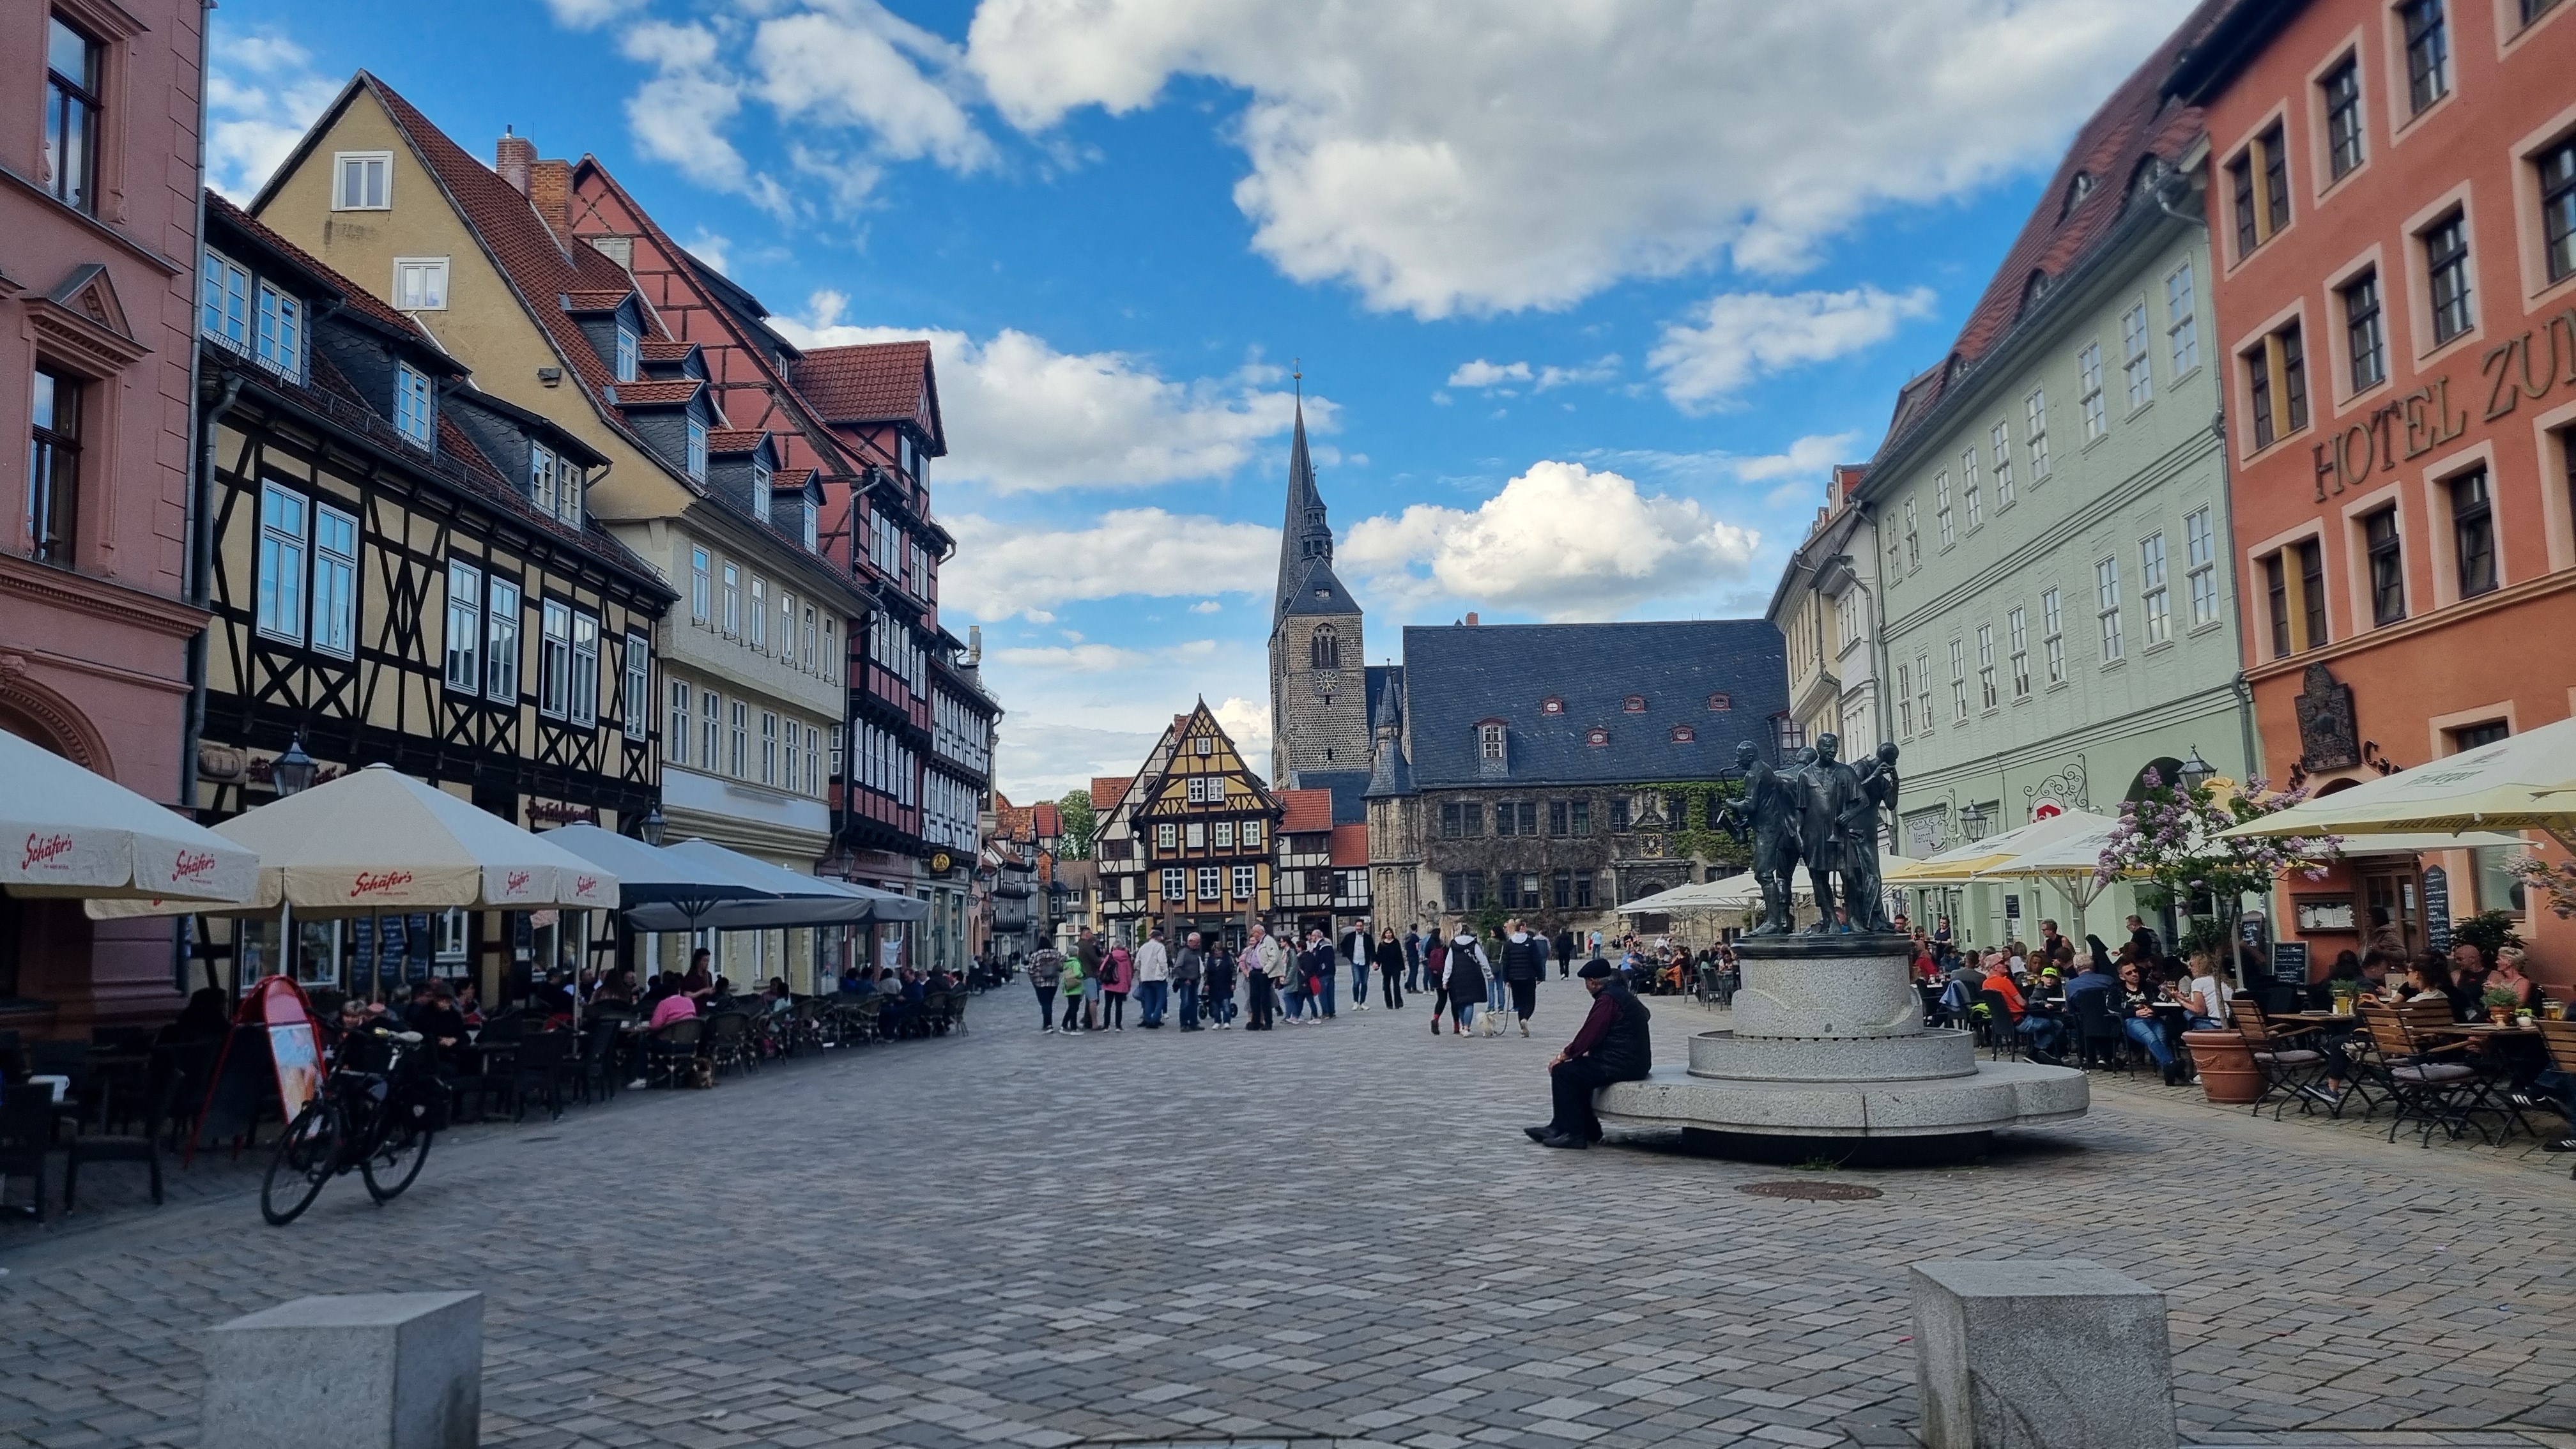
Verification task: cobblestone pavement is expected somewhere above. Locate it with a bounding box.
[6,983,2576,1449]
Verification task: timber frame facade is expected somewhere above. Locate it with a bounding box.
[190,195,672,995]
[1094,703,1282,947]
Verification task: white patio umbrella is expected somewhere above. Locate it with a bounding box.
[2216,716,2576,852]
[88,763,619,919]
[0,730,257,903]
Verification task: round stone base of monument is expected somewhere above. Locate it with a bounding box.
[1679,1128,1995,1167]
[1595,1058,2088,1141]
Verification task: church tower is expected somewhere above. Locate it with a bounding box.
[1266,373,1370,787]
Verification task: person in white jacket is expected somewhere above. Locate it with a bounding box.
[1244,923,1284,1031]
[1132,927,1172,1029]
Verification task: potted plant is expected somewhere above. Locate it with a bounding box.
[2328,979,2361,1016]
[2185,1026,2262,1103]
[2483,985,2521,1025]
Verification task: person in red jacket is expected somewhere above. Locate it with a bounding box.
[1525,960,1652,1149]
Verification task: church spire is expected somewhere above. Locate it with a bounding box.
[1275,362,1334,624]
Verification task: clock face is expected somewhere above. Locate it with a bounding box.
[1311,670,1342,695]
[930,851,953,873]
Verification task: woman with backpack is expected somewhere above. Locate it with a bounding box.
[1422,933,1448,1034]
[1442,923,1489,1036]
[1100,942,1134,1031]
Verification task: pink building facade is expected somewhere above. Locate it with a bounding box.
[1,1,208,1032]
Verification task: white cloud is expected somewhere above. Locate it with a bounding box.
[965,0,2195,317]
[617,22,792,220]
[541,0,647,29]
[1729,432,1860,484]
[204,25,341,199]
[752,8,991,174]
[1211,696,1271,766]
[940,508,1278,620]
[772,293,1321,491]
[1446,359,1531,388]
[992,720,1163,802]
[683,229,732,275]
[1188,600,1222,614]
[1450,356,1621,394]
[1340,461,1761,622]
[1649,286,1938,413]
[992,643,1153,672]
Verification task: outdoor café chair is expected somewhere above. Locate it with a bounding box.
[706,1013,752,1078]
[2536,1020,2576,1178]
[571,1017,623,1105]
[643,1017,703,1088]
[1974,990,2021,1061]
[62,1087,163,1212]
[505,1031,576,1123]
[2230,997,2328,1118]
[2357,1003,2483,1146]
[2071,990,2133,1073]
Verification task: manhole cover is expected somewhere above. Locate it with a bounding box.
[1738,1179,1883,1200]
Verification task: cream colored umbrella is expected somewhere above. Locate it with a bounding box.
[89,764,619,919]
[1883,808,2116,885]
[2216,716,2576,852]
[0,730,258,903]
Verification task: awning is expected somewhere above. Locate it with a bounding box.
[1,730,259,903]
[2216,716,2576,849]
[541,823,776,924]
[2319,829,2524,857]
[1887,809,2120,885]
[88,764,617,919]
[619,839,927,930]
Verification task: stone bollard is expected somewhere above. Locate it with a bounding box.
[1908,1260,2174,1449]
[202,1291,483,1449]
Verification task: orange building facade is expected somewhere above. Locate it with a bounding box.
[2174,0,2576,980]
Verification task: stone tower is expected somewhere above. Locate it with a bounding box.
[1363,667,1422,928]
[1267,378,1369,787]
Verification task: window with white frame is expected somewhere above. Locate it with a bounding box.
[749,576,766,650]
[801,606,816,671]
[614,324,639,382]
[1156,822,1177,851]
[1240,820,1262,850]
[1949,640,1968,722]
[783,724,801,795]
[1186,822,1206,848]
[1903,501,1921,569]
[620,636,648,741]
[569,613,599,727]
[2042,587,2065,684]
[484,578,520,701]
[668,679,691,765]
[310,505,356,657]
[392,258,448,311]
[1214,820,1235,848]
[202,250,250,352]
[2096,557,2124,661]
[2140,533,2170,646]
[2078,343,2106,440]
[2120,302,2152,408]
[1991,421,2015,508]
[539,600,571,717]
[393,363,434,445]
[1977,624,1997,709]
[760,711,778,785]
[255,282,303,381]
[2166,263,2198,374]
[1962,448,1982,530]
[1914,653,1932,731]
[1161,868,1186,901]
[721,563,739,636]
[686,418,709,481]
[702,689,719,770]
[729,700,747,777]
[530,443,559,518]
[804,725,820,795]
[1935,473,1954,547]
[2185,508,2218,627]
[778,590,793,662]
[1232,865,1257,898]
[443,560,481,692]
[332,151,390,210]
[556,461,582,526]
[1197,867,1220,900]
[2009,606,2030,699]
[1896,663,1913,737]
[1184,776,1205,803]
[2025,388,2051,479]
[257,484,308,643]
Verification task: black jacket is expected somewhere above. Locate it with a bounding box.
[1588,982,1653,1078]
[1553,930,1575,962]
[1445,937,1488,1004]
[1373,940,1406,972]
[1500,933,1549,983]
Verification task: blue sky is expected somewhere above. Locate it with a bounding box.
[207,0,2198,801]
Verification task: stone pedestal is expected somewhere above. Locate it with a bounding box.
[1909,1259,2175,1449]
[201,1291,482,1449]
[1595,933,2085,1141]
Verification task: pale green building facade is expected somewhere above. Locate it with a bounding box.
[1861,139,2262,952]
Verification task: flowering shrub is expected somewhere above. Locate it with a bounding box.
[2507,855,2576,919]
[2097,768,2340,968]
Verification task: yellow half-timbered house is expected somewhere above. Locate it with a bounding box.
[1096,702,1282,949]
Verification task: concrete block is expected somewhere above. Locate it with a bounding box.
[1908,1260,2172,1449]
[1729,951,1920,1039]
[202,1291,483,1449]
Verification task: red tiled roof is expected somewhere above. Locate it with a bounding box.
[1089,777,1131,810]
[206,191,429,344]
[1032,802,1061,836]
[604,379,702,407]
[562,289,633,312]
[792,340,939,439]
[705,428,767,453]
[1871,1,2223,463]
[640,339,695,361]
[771,467,815,487]
[1279,788,1334,835]
[1329,823,1369,866]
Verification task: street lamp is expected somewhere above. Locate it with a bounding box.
[272,734,317,797]
[2176,747,2216,795]
[637,803,668,847]
[1959,801,1989,841]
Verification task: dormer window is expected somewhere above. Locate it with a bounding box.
[686,418,708,482]
[752,460,773,523]
[1671,725,1696,743]
[615,324,640,383]
[1622,694,1646,713]
[1707,693,1733,711]
[797,494,817,552]
[202,250,250,352]
[556,461,583,526]
[393,363,434,446]
[2020,271,2053,318]
[2059,171,2094,220]
[531,443,558,516]
[1478,723,1506,761]
[1586,728,1610,747]
[1541,696,1563,714]
[254,281,303,381]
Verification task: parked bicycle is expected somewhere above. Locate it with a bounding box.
[260,1027,445,1226]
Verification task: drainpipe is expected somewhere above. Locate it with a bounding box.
[172,6,222,992]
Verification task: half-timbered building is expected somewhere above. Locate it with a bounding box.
[1094,703,1282,948]
[191,194,673,999]
[249,75,878,990]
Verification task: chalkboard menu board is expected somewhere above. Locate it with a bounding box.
[2271,940,2310,986]
[2423,867,2453,952]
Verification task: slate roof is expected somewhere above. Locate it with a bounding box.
[1278,788,1335,835]
[1280,556,1363,620]
[1273,394,1333,624]
[1869,0,2223,466]
[1365,664,1413,799]
[1364,665,1401,732]
[792,341,946,452]
[1399,620,1788,789]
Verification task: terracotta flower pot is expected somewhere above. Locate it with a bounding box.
[2186,1030,2261,1104]
[2489,1008,2513,1025]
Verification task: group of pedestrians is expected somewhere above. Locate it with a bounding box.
[1022,918,1579,1036]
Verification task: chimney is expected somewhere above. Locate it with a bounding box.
[495,128,534,195]
[528,158,571,240]
[1464,611,1479,627]
[966,625,982,665]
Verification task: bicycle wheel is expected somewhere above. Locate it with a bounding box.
[360,1114,431,1202]
[261,1102,340,1226]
